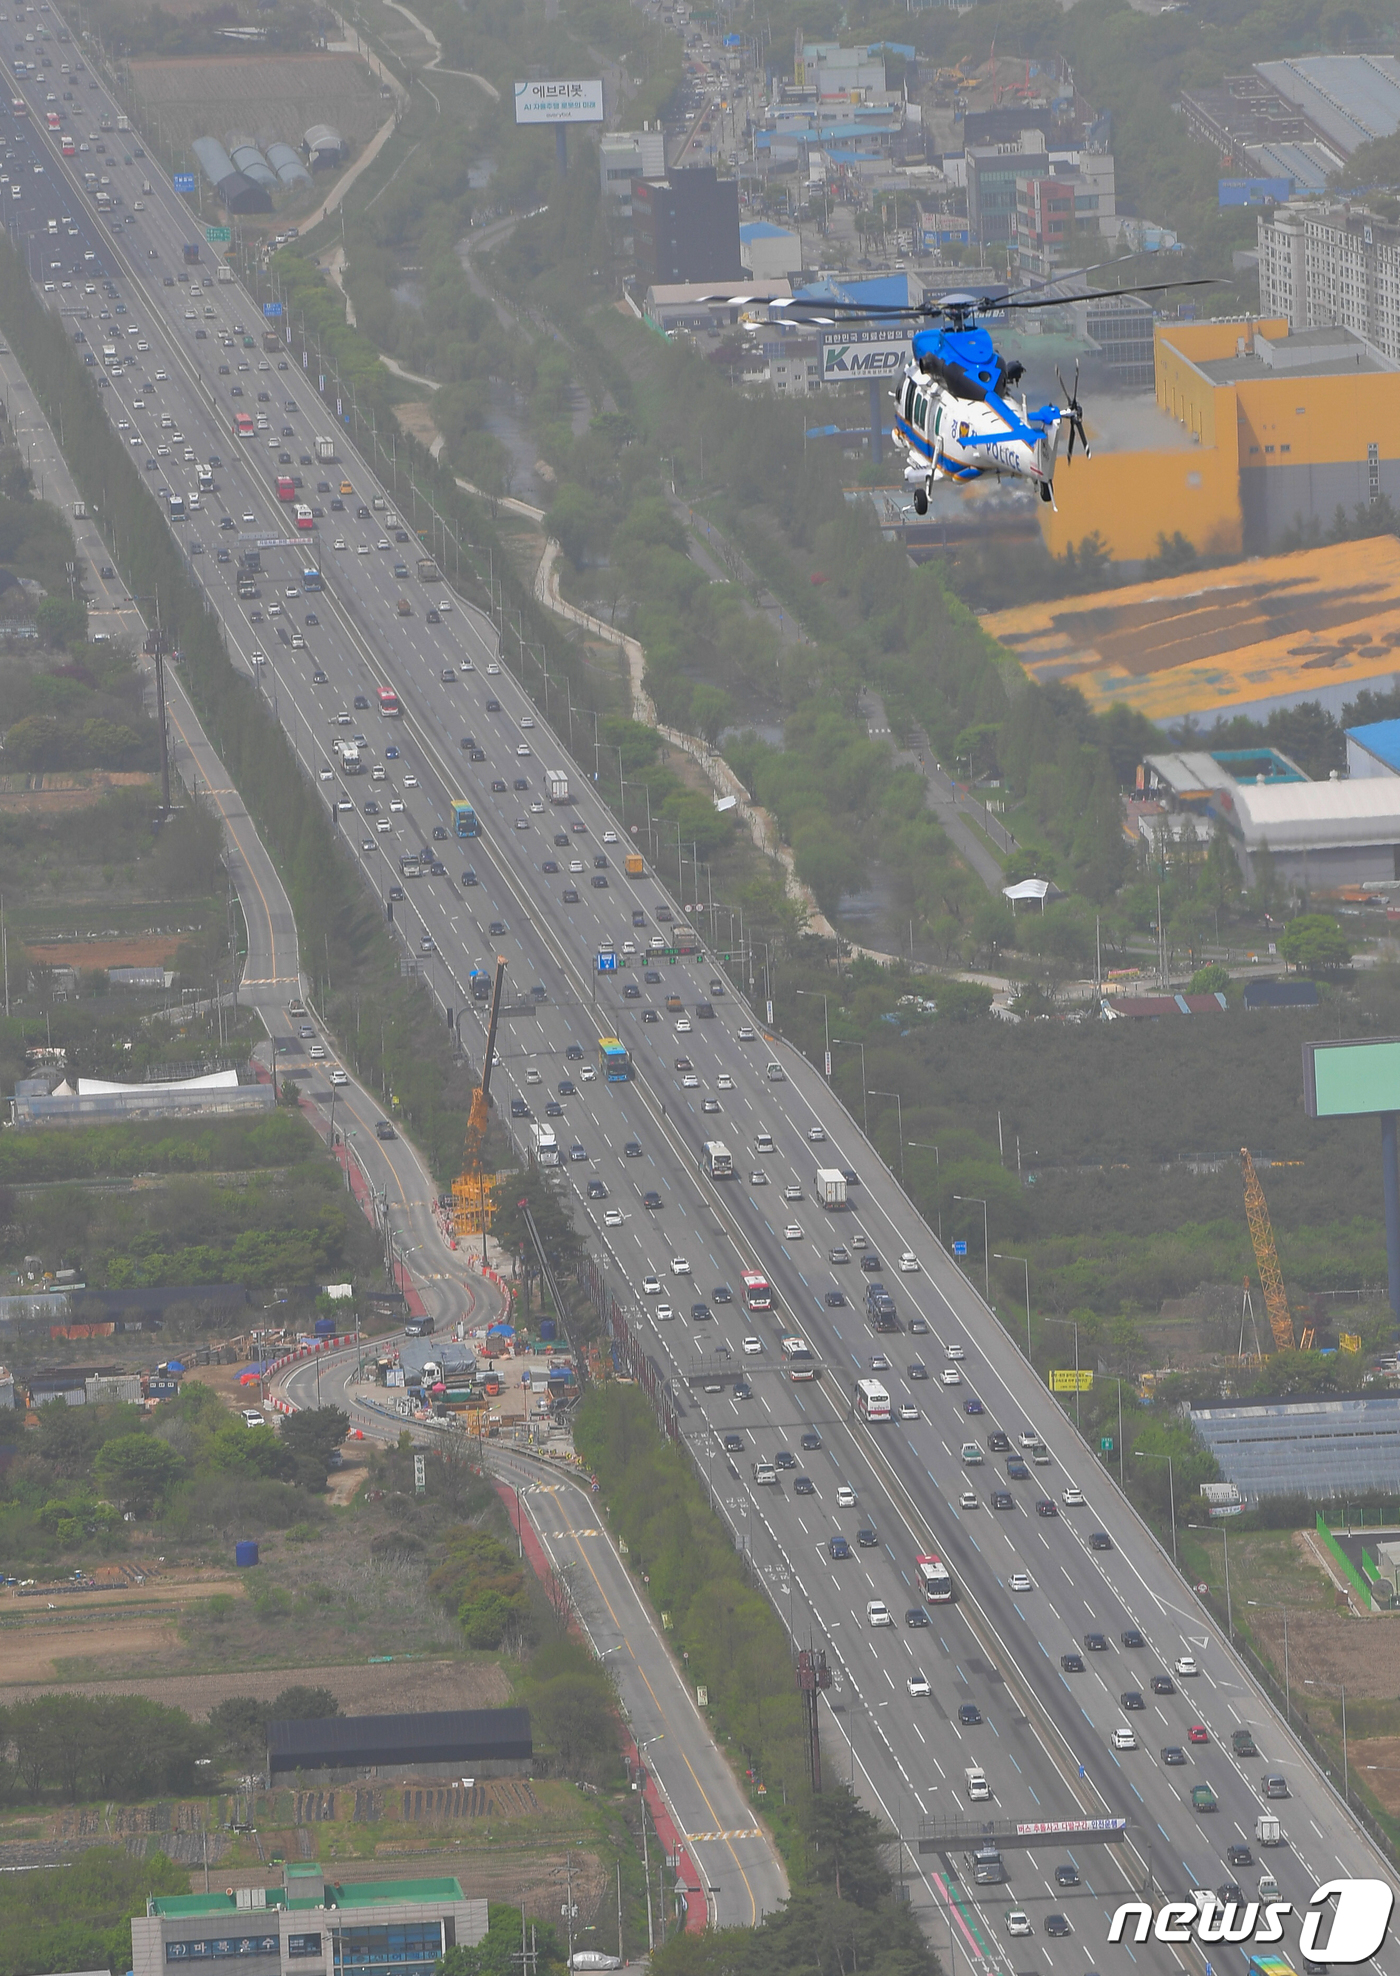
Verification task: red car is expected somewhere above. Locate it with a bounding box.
[1188,1724,1210,1745]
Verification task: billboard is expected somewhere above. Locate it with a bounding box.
[1303,1037,1400,1118]
[514,79,604,125]
[1049,1369,1093,1392]
[819,325,913,383]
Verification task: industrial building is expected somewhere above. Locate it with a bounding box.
[130,1865,487,1976]
[265,1708,532,1786]
[1035,316,1400,564]
[631,169,741,286]
[599,126,666,255]
[13,1067,274,1126]
[1190,1393,1400,1502]
[740,220,803,281]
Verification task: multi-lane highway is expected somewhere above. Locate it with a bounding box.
[2,18,1393,1969]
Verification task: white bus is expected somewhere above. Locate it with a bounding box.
[915,1552,954,1603]
[700,1139,733,1179]
[855,1378,890,1421]
[780,1336,815,1381]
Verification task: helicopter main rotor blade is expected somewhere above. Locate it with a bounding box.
[993,276,1224,313]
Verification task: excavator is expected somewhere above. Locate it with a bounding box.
[452,957,507,1256]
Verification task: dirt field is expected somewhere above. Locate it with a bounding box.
[21,935,185,968]
[1250,1606,1400,1701]
[0,1656,509,1716]
[0,770,156,816]
[128,53,386,159]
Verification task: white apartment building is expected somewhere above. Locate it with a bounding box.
[1258,201,1400,361]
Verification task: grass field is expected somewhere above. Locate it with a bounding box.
[128,52,387,160]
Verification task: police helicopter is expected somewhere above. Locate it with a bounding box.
[706,275,1216,513]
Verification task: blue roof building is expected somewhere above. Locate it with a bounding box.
[1346,719,1400,779]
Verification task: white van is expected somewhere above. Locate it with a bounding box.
[965,1765,990,1802]
[765,1060,786,1082]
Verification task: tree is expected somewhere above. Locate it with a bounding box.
[689,682,732,747]
[1278,913,1352,972]
[1188,962,1231,996]
[931,978,993,1022]
[207,1696,267,1762]
[93,1433,185,1515]
[279,1406,349,1471]
[269,1685,341,1721]
[35,594,89,649]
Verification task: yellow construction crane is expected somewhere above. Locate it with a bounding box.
[1240,1147,1295,1353]
[452,958,508,1255]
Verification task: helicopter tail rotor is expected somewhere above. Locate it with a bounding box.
[1055,362,1091,461]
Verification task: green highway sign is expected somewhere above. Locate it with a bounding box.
[206,225,231,244]
[1100,1437,1114,1452]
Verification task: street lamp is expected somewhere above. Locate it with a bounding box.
[952,1194,989,1301]
[993,1252,1031,1362]
[1134,1450,1176,1566]
[1303,1677,1349,1803]
[867,1090,903,1177]
[1041,1312,1081,1428]
[794,988,830,1077]
[833,1038,866,1136]
[1246,1601,1291,1725]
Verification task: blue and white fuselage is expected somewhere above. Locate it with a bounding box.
[890,323,1070,510]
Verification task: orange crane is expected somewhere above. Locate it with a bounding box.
[452,958,507,1256]
[1240,1147,1295,1352]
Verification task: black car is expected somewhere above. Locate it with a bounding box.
[489,921,507,936]
[774,1450,796,1470]
[1006,1455,1028,1477]
[801,1431,822,1450]
[722,1433,742,1452]
[375,1120,396,1140]
[794,1476,815,1495]
[645,969,662,984]
[1036,1499,1057,1518]
[592,874,608,889]
[906,1607,930,1628]
[545,1101,563,1119]
[958,1702,981,1724]
[492,779,507,793]
[1151,1674,1175,1695]
[354,694,369,709]
[1121,1627,1145,1648]
[1217,1882,1245,1906]
[485,697,500,712]
[1089,1531,1113,1551]
[733,1379,751,1399]
[1121,1690,1145,1711]
[541,861,558,874]
[829,1536,851,1560]
[825,1290,847,1307]
[587,1180,608,1199]
[908,1362,928,1380]
[1044,1916,1070,1939]
[712,1284,733,1303]
[563,888,579,903]
[1226,1844,1254,1869]
[566,1043,584,1061]
[1085,1632,1108,1651]
[510,1098,529,1118]
[992,1490,1014,1510]
[558,1080,575,1096]
[857,1526,878,1547]
[554,832,570,847]
[432,825,448,841]
[639,1191,659,1209]
[1162,1745,1186,1765]
[624,1141,643,1158]
[1061,1652,1085,1673]
[514,777,529,791]
[987,1430,1010,1453]
[1054,1865,1079,1888]
[860,1253,883,1272]
[641,1008,659,1021]
[461,869,478,886]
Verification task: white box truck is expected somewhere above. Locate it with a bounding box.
[1255,1814,1283,1847]
[546,768,570,804]
[815,1168,847,1209]
[965,1766,990,1802]
[314,436,336,463]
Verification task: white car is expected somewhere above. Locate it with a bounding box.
[240,1408,265,1428]
[308,1043,325,1060]
[742,1336,763,1354]
[960,1490,979,1509]
[866,1600,893,1627]
[487,661,501,674]
[898,1403,920,1421]
[946,1343,965,1361]
[1008,1570,1033,1593]
[1175,1654,1199,1678]
[520,715,535,729]
[642,1275,662,1296]
[738,1025,755,1040]
[602,829,618,843]
[836,1484,856,1507]
[389,798,405,813]
[1112,1727,1138,1751]
[717,1073,734,1090]
[358,542,370,554]
[675,1017,692,1033]
[655,1302,674,1321]
[898,1251,921,1272]
[750,1170,767,1185]
[783,1183,803,1202]
[681,1073,700,1089]
[1006,1911,1033,1939]
[603,1208,624,1227]
[1062,1484,1085,1507]
[403,774,418,787]
[783,1222,803,1241]
[334,537,347,550]
[329,1068,348,1086]
[808,1124,826,1142]
[940,1367,962,1386]
[670,1256,691,1276]
[906,1671,930,1698]
[516,743,531,758]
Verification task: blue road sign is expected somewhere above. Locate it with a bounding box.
[952,1239,968,1257]
[263,300,282,317]
[173,173,195,194]
[597,952,618,972]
